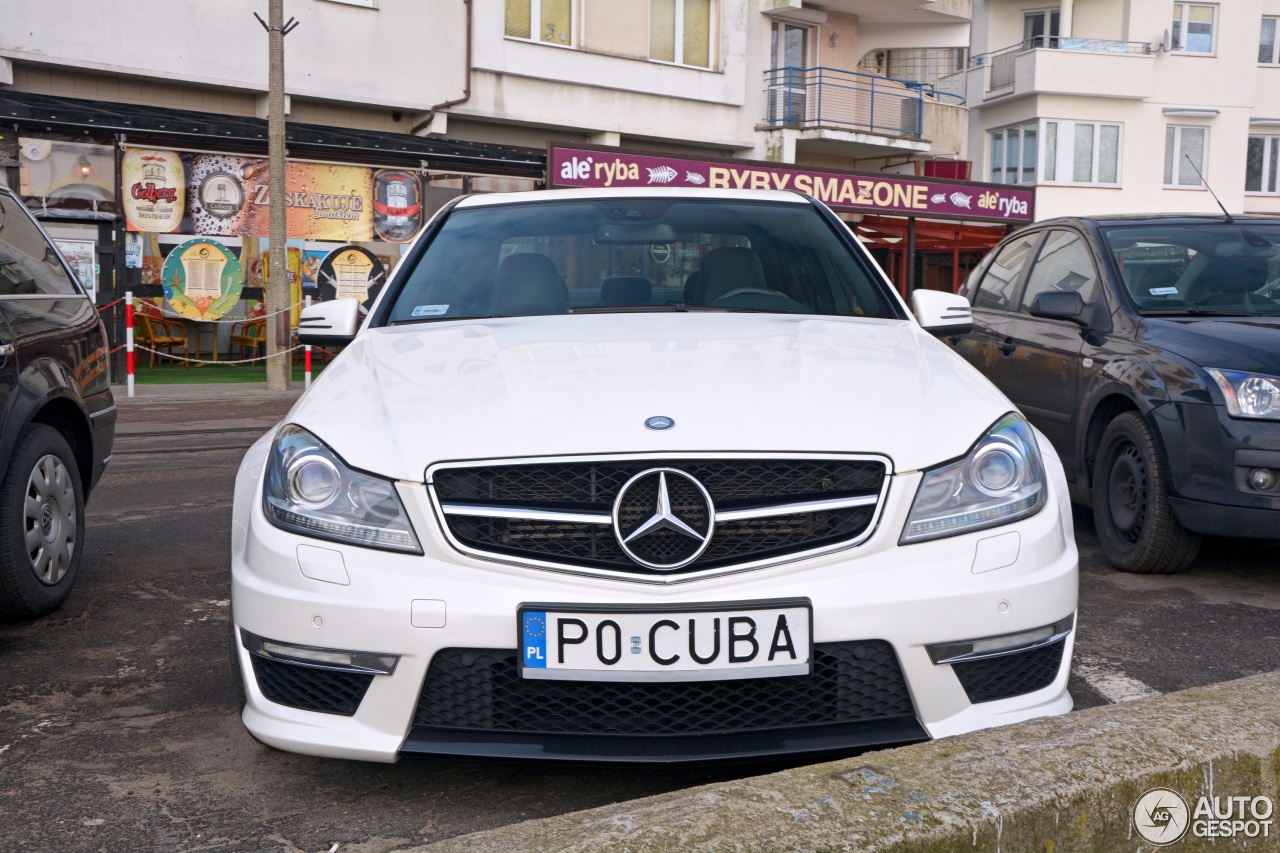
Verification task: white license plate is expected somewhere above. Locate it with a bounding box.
[518,601,812,682]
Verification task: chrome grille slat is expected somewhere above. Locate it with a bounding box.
[429,455,890,581]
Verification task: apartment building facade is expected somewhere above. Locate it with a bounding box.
[1,0,1004,311]
[965,0,1280,220]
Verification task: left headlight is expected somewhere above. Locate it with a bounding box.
[901,413,1047,544]
[262,424,422,553]
[1206,368,1280,420]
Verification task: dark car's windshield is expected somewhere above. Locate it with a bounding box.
[1103,223,1280,315]
[384,198,897,324]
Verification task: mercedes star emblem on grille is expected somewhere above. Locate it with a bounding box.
[612,468,714,570]
[644,416,675,431]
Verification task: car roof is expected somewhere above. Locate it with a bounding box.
[454,186,811,209]
[1025,213,1280,229]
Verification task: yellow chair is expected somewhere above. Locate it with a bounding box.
[134,314,190,368]
[228,318,266,361]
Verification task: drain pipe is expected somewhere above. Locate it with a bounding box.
[411,0,472,134]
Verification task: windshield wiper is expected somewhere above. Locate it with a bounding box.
[567,304,691,314]
[1140,307,1272,316]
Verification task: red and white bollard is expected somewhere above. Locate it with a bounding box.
[303,295,312,389]
[125,290,135,398]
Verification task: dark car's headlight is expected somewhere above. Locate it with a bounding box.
[262,425,422,553]
[1207,368,1280,420]
[901,413,1047,543]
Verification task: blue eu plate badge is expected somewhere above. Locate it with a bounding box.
[522,611,548,669]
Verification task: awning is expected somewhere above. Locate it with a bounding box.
[0,90,544,177]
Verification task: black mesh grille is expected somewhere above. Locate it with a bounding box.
[951,640,1065,704]
[251,657,374,717]
[413,641,913,736]
[434,459,885,575]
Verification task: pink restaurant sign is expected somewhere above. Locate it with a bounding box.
[548,145,1034,223]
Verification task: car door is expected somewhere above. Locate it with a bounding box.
[986,229,1100,470]
[951,230,1042,377]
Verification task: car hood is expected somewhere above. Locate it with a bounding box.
[287,314,1013,482]
[1140,316,1280,374]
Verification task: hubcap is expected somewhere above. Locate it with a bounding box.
[23,454,76,585]
[1107,443,1146,544]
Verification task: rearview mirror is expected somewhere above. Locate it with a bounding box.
[1030,291,1087,325]
[594,222,677,245]
[912,290,973,336]
[297,298,360,346]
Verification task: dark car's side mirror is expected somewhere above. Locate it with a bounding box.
[1030,290,1088,326]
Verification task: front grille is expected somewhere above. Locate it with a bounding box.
[951,639,1066,704]
[413,641,913,736]
[433,457,886,576]
[251,657,374,716]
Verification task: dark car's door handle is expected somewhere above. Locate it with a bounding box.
[999,338,1017,356]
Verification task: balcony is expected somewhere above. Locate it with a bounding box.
[968,36,1154,103]
[759,66,967,160]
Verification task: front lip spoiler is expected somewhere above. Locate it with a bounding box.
[400,717,927,764]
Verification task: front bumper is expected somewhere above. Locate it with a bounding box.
[1154,402,1280,537]
[230,437,1078,763]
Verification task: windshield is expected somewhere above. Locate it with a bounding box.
[383,198,897,324]
[1103,223,1280,315]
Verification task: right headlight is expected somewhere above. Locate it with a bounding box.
[901,413,1047,544]
[262,424,422,553]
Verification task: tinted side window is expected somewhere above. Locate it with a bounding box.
[0,195,80,297]
[1020,230,1097,313]
[974,234,1037,310]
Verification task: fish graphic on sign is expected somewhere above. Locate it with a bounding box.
[686,172,706,185]
[949,192,972,209]
[930,193,948,204]
[647,166,678,185]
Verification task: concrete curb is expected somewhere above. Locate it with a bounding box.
[413,672,1280,852]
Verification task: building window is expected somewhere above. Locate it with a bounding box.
[990,123,1038,185]
[1172,3,1216,54]
[505,0,573,46]
[1261,17,1280,63]
[1023,9,1060,50]
[1247,135,1280,193]
[1042,120,1121,186]
[1165,125,1208,187]
[651,0,713,68]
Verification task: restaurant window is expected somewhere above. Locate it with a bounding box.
[651,0,713,68]
[989,123,1038,185]
[1042,120,1121,186]
[1261,17,1280,64]
[1246,135,1280,194]
[1172,3,1216,54]
[505,0,574,46]
[1164,125,1208,188]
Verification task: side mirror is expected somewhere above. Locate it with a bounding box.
[1030,290,1087,325]
[297,298,360,346]
[912,289,973,336]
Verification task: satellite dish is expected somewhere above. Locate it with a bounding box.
[1161,28,1171,52]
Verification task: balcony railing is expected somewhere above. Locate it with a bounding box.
[762,67,963,136]
[971,36,1153,91]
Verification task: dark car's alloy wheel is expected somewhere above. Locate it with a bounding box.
[1092,412,1200,574]
[0,424,86,619]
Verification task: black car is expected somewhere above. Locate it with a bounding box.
[0,185,115,618]
[954,214,1280,573]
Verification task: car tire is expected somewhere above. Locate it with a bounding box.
[0,424,85,619]
[1092,411,1200,574]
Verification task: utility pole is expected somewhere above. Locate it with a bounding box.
[256,2,298,391]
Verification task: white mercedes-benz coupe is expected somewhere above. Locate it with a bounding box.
[230,188,1078,763]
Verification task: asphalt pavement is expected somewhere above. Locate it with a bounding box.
[0,381,1276,852]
